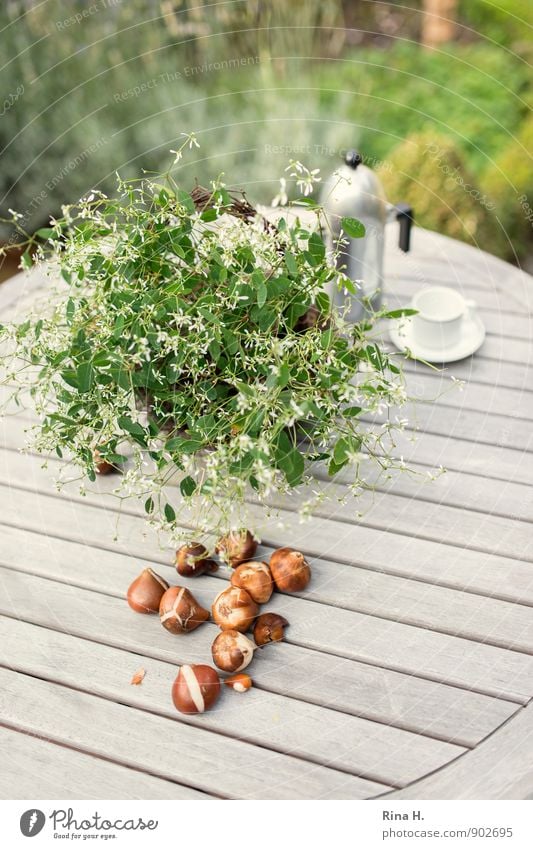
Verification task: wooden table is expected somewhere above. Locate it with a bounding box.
[1,226,532,800]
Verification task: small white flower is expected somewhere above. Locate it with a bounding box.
[271,177,288,208]
[285,160,321,196]
[182,131,200,149]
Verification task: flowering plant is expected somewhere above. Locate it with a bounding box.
[0,145,413,543]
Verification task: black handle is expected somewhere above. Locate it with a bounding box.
[394,203,414,253]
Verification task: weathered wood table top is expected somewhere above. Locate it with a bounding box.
[1,226,532,800]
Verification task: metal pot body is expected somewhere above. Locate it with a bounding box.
[321,161,388,322]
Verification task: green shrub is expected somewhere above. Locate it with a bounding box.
[0,3,530,262]
[379,131,508,256]
[459,0,533,47]
[480,114,533,260]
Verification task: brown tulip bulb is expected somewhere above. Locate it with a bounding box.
[175,542,218,578]
[269,547,311,593]
[159,586,210,634]
[253,612,289,646]
[211,586,259,632]
[211,629,256,673]
[230,561,274,604]
[94,449,115,475]
[216,529,257,566]
[172,664,221,714]
[225,673,252,693]
[127,568,170,614]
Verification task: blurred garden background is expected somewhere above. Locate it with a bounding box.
[1,0,532,278]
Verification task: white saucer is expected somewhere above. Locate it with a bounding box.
[389,312,486,364]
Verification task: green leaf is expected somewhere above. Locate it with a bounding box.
[274,431,305,487]
[180,476,196,497]
[341,217,366,238]
[327,457,348,476]
[117,416,146,440]
[258,309,277,332]
[164,503,176,523]
[342,406,362,418]
[315,291,330,315]
[35,227,55,240]
[166,437,203,454]
[60,369,78,389]
[21,249,33,269]
[308,232,326,263]
[65,298,75,324]
[76,361,94,393]
[293,197,320,208]
[176,189,196,214]
[145,497,154,514]
[277,363,290,388]
[284,250,298,275]
[333,435,362,465]
[320,328,333,349]
[256,281,267,309]
[383,308,418,319]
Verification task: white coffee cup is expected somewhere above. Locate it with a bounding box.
[411,286,475,351]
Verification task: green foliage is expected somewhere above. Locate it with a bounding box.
[379,131,508,257]
[0,156,411,538]
[459,0,533,47]
[0,2,530,262]
[480,114,533,260]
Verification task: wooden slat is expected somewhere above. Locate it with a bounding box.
[398,369,533,419]
[0,233,531,799]
[2,398,532,528]
[385,227,533,311]
[261,495,533,640]
[1,436,533,617]
[387,702,533,799]
[0,266,51,313]
[389,277,530,318]
[254,502,533,611]
[0,615,464,788]
[0,524,516,746]
[2,401,532,526]
[1,445,532,609]
[388,299,533,343]
[1,552,532,706]
[0,725,211,800]
[2,413,533,566]
[366,402,533,454]
[376,426,533,487]
[281,474,533,566]
[401,354,533,395]
[313,455,533,523]
[0,667,387,799]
